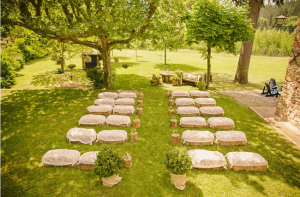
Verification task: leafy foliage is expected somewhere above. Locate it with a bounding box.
[196,81,207,90]
[184,0,254,55]
[165,147,192,175]
[93,147,123,178]
[56,68,63,74]
[67,64,76,69]
[1,45,25,88]
[170,75,180,81]
[86,68,104,89]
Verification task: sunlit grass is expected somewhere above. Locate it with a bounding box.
[2,50,299,196]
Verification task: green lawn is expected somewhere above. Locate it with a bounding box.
[2,50,299,197]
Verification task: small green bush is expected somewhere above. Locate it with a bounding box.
[196,81,207,90]
[93,147,123,178]
[175,69,184,75]
[150,79,157,84]
[56,68,63,74]
[122,64,129,69]
[165,147,192,175]
[86,68,104,88]
[68,64,76,69]
[170,75,180,81]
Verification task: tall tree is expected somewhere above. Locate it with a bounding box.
[1,0,167,88]
[184,0,254,89]
[233,0,284,84]
[148,5,187,65]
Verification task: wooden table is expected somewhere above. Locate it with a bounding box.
[160,72,175,83]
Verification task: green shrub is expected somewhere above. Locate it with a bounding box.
[86,68,104,89]
[56,68,63,74]
[175,69,184,75]
[51,54,59,61]
[196,81,207,90]
[93,147,123,178]
[165,147,192,175]
[150,79,157,84]
[68,64,76,69]
[122,64,129,69]
[170,75,180,81]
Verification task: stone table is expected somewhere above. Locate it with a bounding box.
[160,72,175,83]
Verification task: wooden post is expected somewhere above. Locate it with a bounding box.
[137,108,143,115]
[169,100,174,106]
[166,92,171,98]
[169,109,175,115]
[131,132,138,142]
[172,134,179,144]
[137,100,143,106]
[82,54,86,69]
[139,93,144,99]
[133,119,140,128]
[171,119,177,128]
[123,156,132,168]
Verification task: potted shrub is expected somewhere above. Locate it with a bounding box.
[170,116,177,128]
[150,79,157,86]
[170,76,180,86]
[68,64,76,70]
[175,69,184,84]
[152,74,157,80]
[122,64,129,69]
[93,147,123,187]
[165,147,192,190]
[156,75,162,84]
[166,90,171,98]
[133,116,140,128]
[196,81,207,90]
[123,153,132,168]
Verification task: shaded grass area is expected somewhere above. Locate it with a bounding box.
[2,72,300,196]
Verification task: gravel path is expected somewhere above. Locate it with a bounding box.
[218,90,279,107]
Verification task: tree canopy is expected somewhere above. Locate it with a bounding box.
[2,0,173,88]
[184,0,254,88]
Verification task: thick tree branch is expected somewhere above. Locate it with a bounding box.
[109,2,157,46]
[60,3,73,23]
[28,0,43,17]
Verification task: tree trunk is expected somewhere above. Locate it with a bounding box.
[60,42,64,73]
[164,44,167,65]
[234,0,262,84]
[206,43,211,89]
[99,36,113,88]
[111,49,113,57]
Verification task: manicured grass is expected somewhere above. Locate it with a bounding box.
[2,50,299,196]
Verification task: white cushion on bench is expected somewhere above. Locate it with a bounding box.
[115,98,135,106]
[195,98,216,106]
[199,106,224,116]
[119,92,137,99]
[97,130,128,142]
[172,91,189,98]
[175,98,195,106]
[94,98,115,106]
[106,115,131,127]
[189,90,209,98]
[42,149,81,166]
[226,152,268,167]
[98,92,118,99]
[188,149,227,169]
[67,128,97,145]
[79,151,99,165]
[177,107,199,116]
[79,114,106,126]
[182,130,214,144]
[215,131,247,142]
[113,105,135,115]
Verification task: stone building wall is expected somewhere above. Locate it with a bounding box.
[276,19,300,129]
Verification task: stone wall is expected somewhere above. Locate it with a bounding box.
[276,19,300,129]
